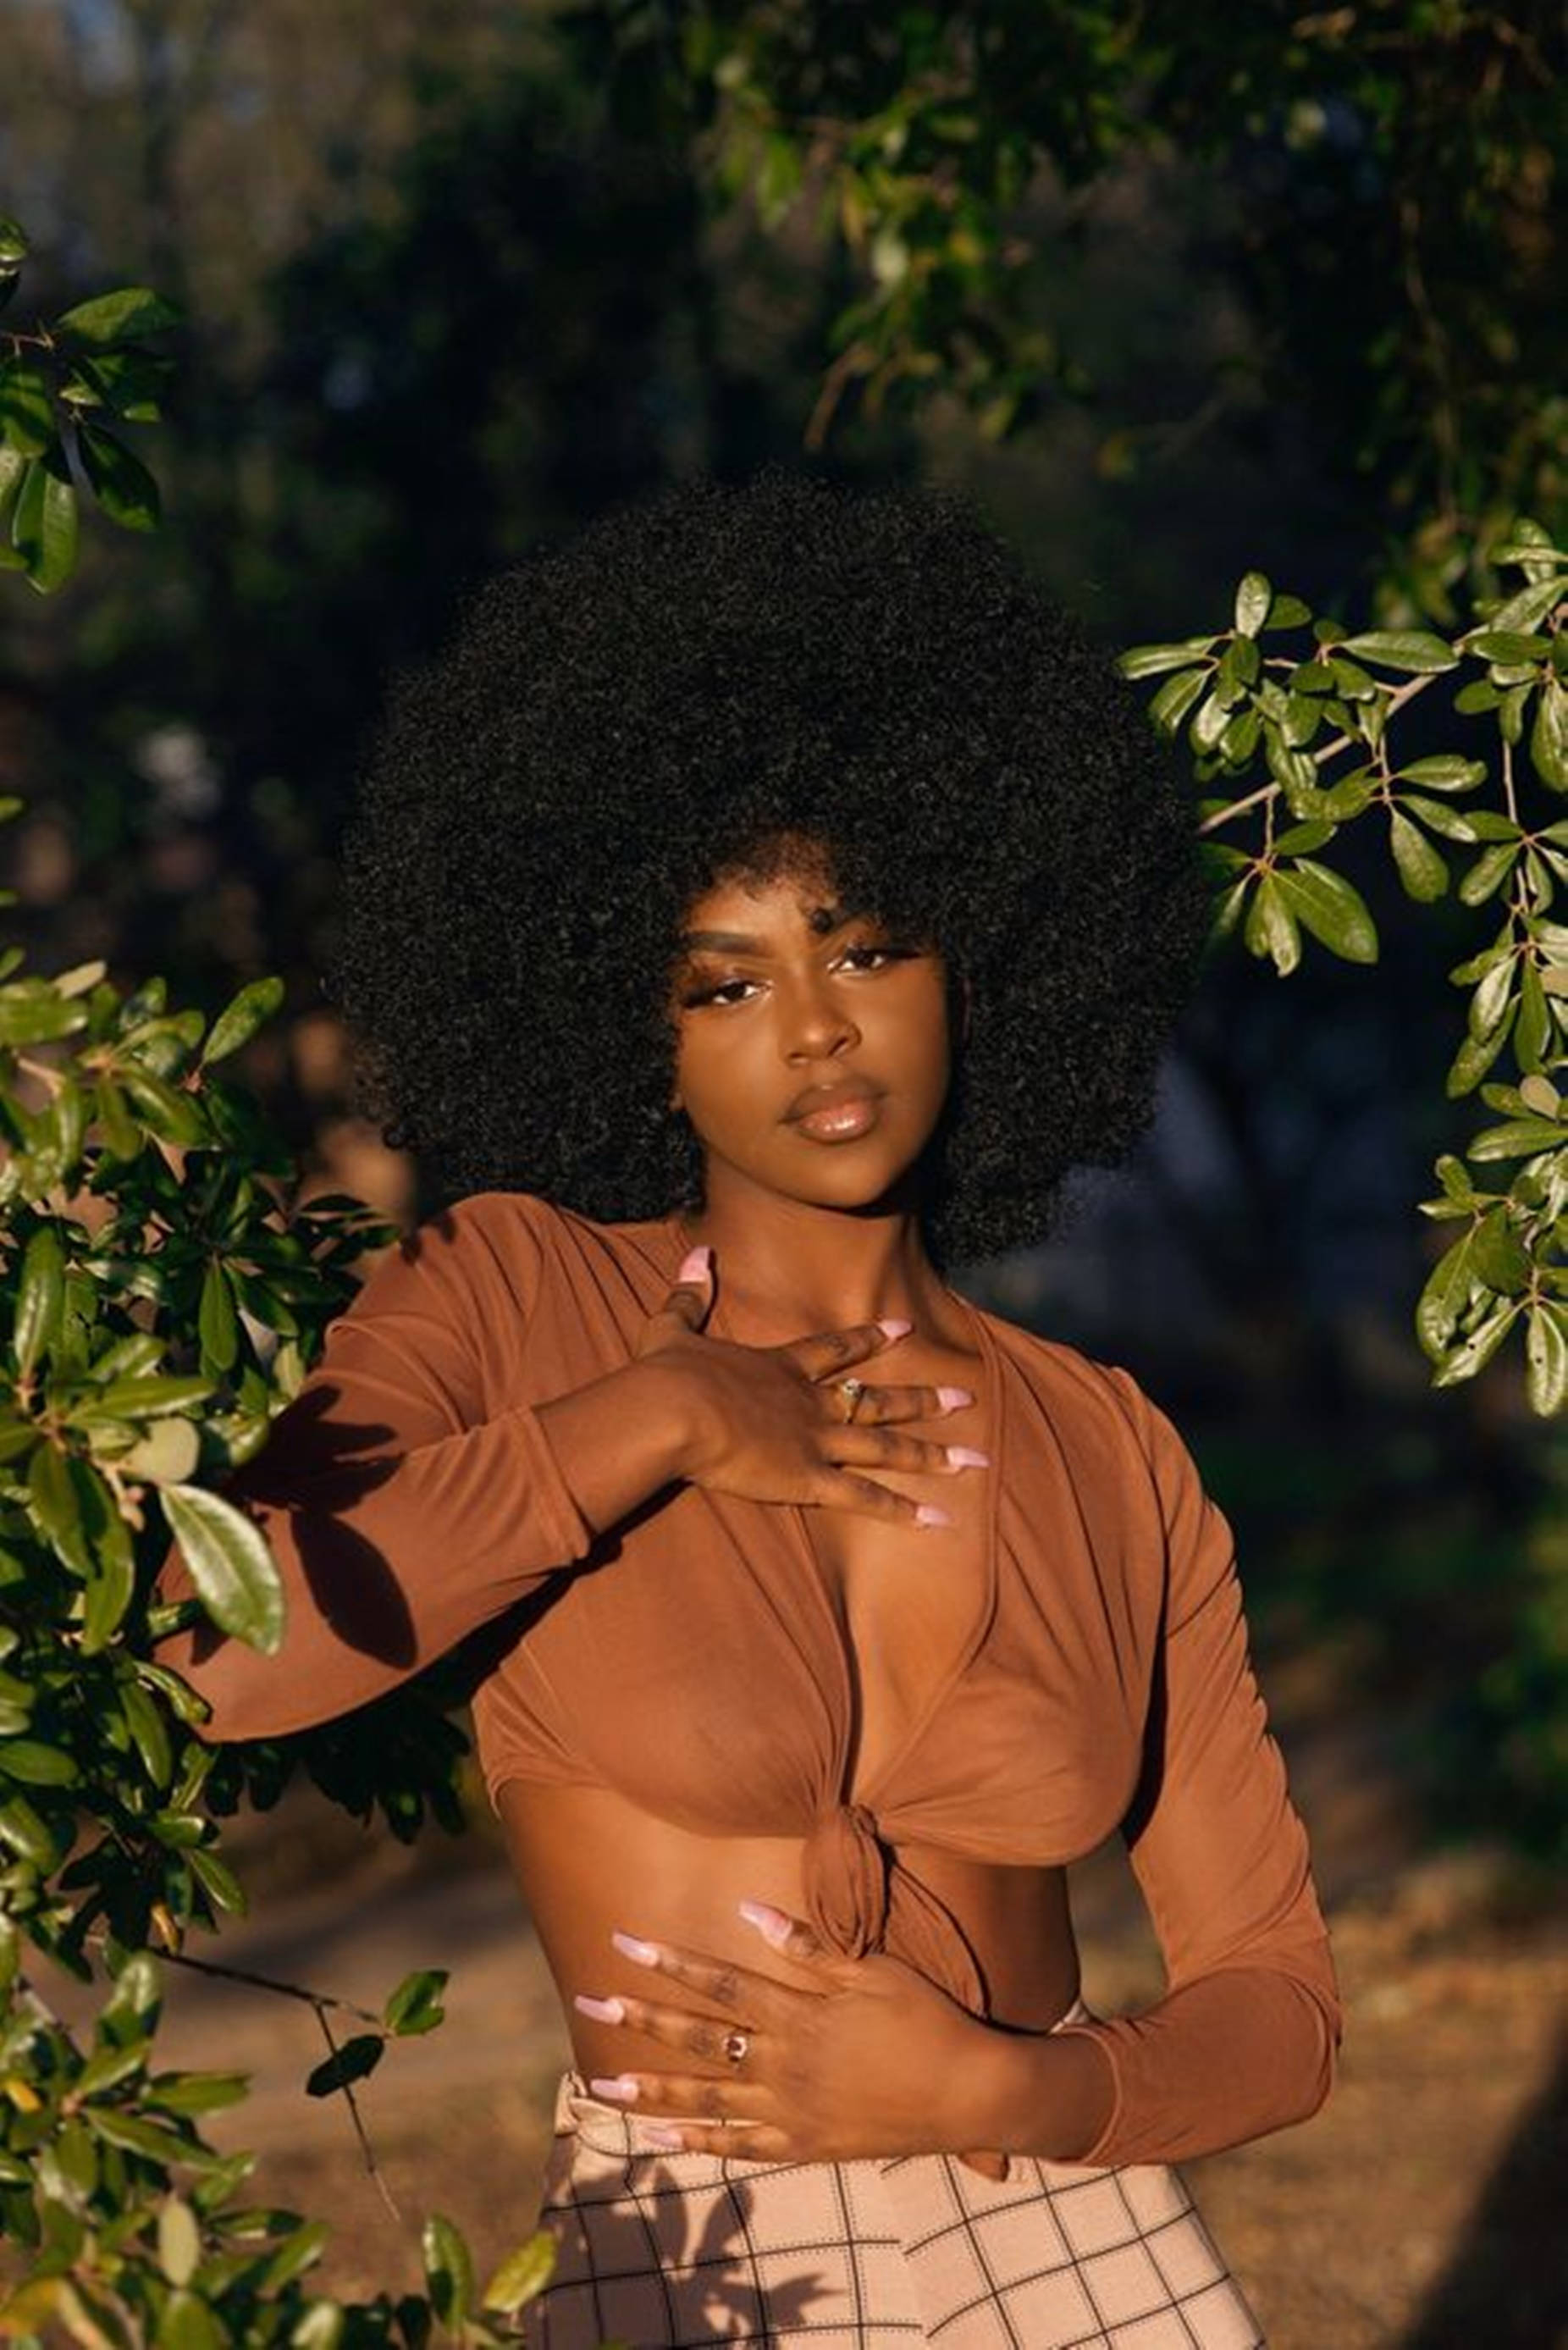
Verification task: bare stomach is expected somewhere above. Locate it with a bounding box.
[497,1779,1081,2092]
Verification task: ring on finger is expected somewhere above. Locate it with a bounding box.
[834,1377,867,1425]
[722,2027,751,2067]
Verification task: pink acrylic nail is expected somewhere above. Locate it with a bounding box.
[677,1246,712,1281]
[738,1898,792,1949]
[936,1385,974,1411]
[573,1993,626,2024]
[915,1502,953,1529]
[945,1446,991,1469]
[643,2126,685,2150]
[589,2075,639,2103]
[877,1317,913,1339]
[612,1931,661,1966]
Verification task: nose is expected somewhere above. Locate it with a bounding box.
[781,974,859,1064]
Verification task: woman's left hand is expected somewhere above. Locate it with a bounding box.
[573,1900,1005,2168]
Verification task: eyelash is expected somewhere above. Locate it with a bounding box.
[679,943,917,1009]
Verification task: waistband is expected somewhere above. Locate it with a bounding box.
[554,1994,1092,2159]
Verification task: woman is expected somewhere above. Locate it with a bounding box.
[163,473,1339,2347]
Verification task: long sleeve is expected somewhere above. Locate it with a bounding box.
[1057,1372,1341,2168]
[157,1197,594,1741]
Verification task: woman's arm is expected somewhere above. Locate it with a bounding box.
[157,1201,689,1741]
[1002,1373,1341,2167]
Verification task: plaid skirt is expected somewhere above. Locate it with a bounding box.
[523,2054,1264,2348]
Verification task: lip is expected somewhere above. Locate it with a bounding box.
[783,1079,885,1143]
[783,1078,885,1125]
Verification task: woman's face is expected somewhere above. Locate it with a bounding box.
[669,860,952,1217]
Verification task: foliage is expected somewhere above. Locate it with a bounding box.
[1,222,558,2338]
[1122,526,1568,1410]
[0,218,175,594]
[590,0,1562,588]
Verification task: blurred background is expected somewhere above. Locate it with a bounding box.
[3,3,1564,2343]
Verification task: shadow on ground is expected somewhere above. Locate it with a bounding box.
[1400,2027,1568,2350]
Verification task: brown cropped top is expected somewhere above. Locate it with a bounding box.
[165,1190,1340,2170]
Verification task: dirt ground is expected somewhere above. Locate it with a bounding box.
[83,1708,1565,2350]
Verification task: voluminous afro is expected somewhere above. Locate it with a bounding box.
[334,471,1208,1266]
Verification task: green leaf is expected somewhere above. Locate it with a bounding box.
[258,2220,329,2292]
[1389,811,1447,900]
[1262,593,1311,631]
[83,2106,203,2165]
[1339,630,1458,674]
[197,1262,239,1374]
[1147,666,1208,733]
[1189,687,1229,753]
[157,2195,202,2288]
[81,1526,135,1652]
[483,2231,557,2314]
[77,424,160,533]
[1274,859,1379,963]
[383,1967,449,2037]
[12,445,79,594]
[1433,1301,1521,1388]
[0,218,29,269]
[1483,575,1565,636]
[1532,680,1568,792]
[1118,638,1216,679]
[14,1224,65,1374]
[0,1737,80,1787]
[0,357,53,457]
[28,1441,91,1573]
[86,1374,212,1420]
[53,287,181,346]
[154,2288,224,2350]
[160,1485,284,1653]
[1399,755,1488,793]
[289,2303,346,2350]
[1516,960,1550,1073]
[0,1789,61,1867]
[146,2070,248,2115]
[202,976,285,1065]
[1416,1227,1480,1359]
[1318,770,1376,821]
[1469,630,1551,666]
[118,1418,202,1485]
[1471,1212,1531,1296]
[422,2214,475,2331]
[1243,873,1300,975]
[1459,840,1522,907]
[1234,572,1271,639]
[1467,1117,1563,1160]
[304,2033,384,2098]
[1525,1306,1568,1417]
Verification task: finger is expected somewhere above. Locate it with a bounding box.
[737,1900,831,1966]
[789,1318,910,1381]
[590,1988,771,2066]
[639,1247,714,1343]
[821,1380,975,1426]
[608,1929,805,2027]
[640,2120,792,2159]
[807,1471,954,1529]
[588,2070,772,2124]
[825,1427,989,1478]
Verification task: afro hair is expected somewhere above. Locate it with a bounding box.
[332,470,1208,1266]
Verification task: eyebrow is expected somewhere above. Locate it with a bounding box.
[680,905,856,954]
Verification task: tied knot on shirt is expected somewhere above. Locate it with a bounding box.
[803,1802,986,2015]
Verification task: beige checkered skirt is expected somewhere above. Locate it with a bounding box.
[523,2067,1264,2348]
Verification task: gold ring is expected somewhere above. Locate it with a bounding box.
[722,2027,750,2067]
[835,1377,866,1424]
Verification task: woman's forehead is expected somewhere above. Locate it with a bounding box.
[679,865,850,947]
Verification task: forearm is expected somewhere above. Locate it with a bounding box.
[534,1357,695,1532]
[959,1961,1337,2170]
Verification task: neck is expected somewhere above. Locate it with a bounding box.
[677,1168,951,1340]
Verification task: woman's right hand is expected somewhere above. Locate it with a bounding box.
[633,1247,980,1526]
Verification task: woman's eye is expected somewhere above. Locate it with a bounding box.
[838,943,914,972]
[682,976,759,1007]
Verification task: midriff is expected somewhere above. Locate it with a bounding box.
[498,1778,1080,2093]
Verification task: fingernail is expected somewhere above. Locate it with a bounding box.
[589,2075,639,2103]
[738,1898,792,1948]
[643,2126,685,2150]
[612,1931,661,1966]
[945,1446,990,1470]
[916,1502,953,1529]
[877,1317,912,1339]
[936,1386,974,1411]
[677,1246,711,1281]
[573,1993,626,2024]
